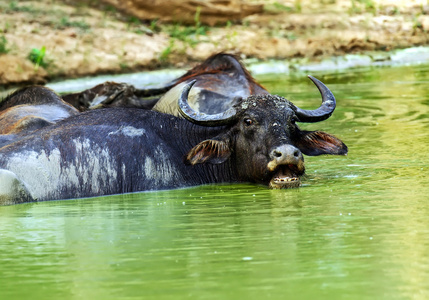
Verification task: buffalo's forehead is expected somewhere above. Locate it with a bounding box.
[239,94,295,117]
[240,94,294,109]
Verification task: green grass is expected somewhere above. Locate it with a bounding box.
[263,0,303,14]
[6,1,39,13]
[264,2,293,13]
[150,19,160,32]
[28,46,48,70]
[160,39,174,62]
[126,16,155,35]
[349,0,377,14]
[163,7,208,43]
[412,15,423,30]
[159,7,209,61]
[57,17,90,31]
[294,0,302,13]
[0,35,8,54]
[166,24,207,42]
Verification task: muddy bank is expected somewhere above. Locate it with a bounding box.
[0,0,428,87]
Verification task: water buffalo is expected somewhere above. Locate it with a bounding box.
[0,86,78,148]
[61,81,169,111]
[0,53,261,149]
[61,53,267,115]
[0,76,347,205]
[152,53,268,116]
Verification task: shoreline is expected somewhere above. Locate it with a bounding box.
[0,0,428,89]
[45,46,429,94]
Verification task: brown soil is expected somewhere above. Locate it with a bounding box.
[0,0,428,87]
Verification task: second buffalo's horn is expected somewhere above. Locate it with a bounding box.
[178,80,238,126]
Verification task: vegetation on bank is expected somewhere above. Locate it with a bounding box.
[0,0,428,86]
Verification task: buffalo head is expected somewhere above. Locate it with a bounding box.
[179,76,347,189]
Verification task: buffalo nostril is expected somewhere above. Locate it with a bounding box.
[270,145,302,162]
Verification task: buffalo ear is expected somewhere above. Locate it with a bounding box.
[295,130,348,156]
[185,139,231,165]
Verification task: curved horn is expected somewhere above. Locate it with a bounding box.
[295,75,336,123]
[178,80,238,126]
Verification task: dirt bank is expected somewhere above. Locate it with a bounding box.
[0,0,428,87]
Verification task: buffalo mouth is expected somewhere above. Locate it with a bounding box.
[269,164,304,189]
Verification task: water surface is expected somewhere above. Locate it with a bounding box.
[1,63,429,299]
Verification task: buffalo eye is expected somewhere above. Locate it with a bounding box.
[243,118,253,126]
[291,117,298,125]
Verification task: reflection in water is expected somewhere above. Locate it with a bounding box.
[1,64,429,299]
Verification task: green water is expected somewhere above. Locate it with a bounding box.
[1,64,429,299]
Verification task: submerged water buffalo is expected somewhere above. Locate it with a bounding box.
[0,86,78,148]
[0,76,347,205]
[61,53,267,115]
[151,52,268,116]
